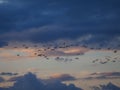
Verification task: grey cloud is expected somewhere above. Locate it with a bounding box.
[0,77,4,83]
[0,41,8,47]
[48,74,76,82]
[91,82,120,90]
[1,72,82,90]
[0,72,18,76]
[83,72,120,80]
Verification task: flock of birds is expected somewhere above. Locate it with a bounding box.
[92,56,120,64]
[7,42,120,64]
[13,42,83,61]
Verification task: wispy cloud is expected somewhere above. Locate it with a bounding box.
[47,73,76,82]
[82,72,120,80]
[0,72,18,76]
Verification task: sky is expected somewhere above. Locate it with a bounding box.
[0,0,120,90]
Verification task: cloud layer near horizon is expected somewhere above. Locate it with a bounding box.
[0,72,82,90]
[82,72,120,80]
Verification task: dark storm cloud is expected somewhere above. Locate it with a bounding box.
[2,72,82,90]
[0,41,8,47]
[0,0,120,45]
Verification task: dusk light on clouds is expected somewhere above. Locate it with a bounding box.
[0,0,120,90]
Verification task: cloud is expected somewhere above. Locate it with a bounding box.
[48,74,76,82]
[0,72,18,76]
[0,41,8,47]
[45,46,88,56]
[0,45,88,61]
[82,72,120,80]
[91,82,120,90]
[8,73,76,82]
[8,76,23,82]
[0,0,120,47]
[0,77,4,83]
[62,47,88,55]
[90,72,120,77]
[0,47,38,60]
[1,72,82,90]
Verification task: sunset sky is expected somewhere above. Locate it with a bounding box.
[0,0,120,90]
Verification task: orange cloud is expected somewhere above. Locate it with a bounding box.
[53,46,89,56]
